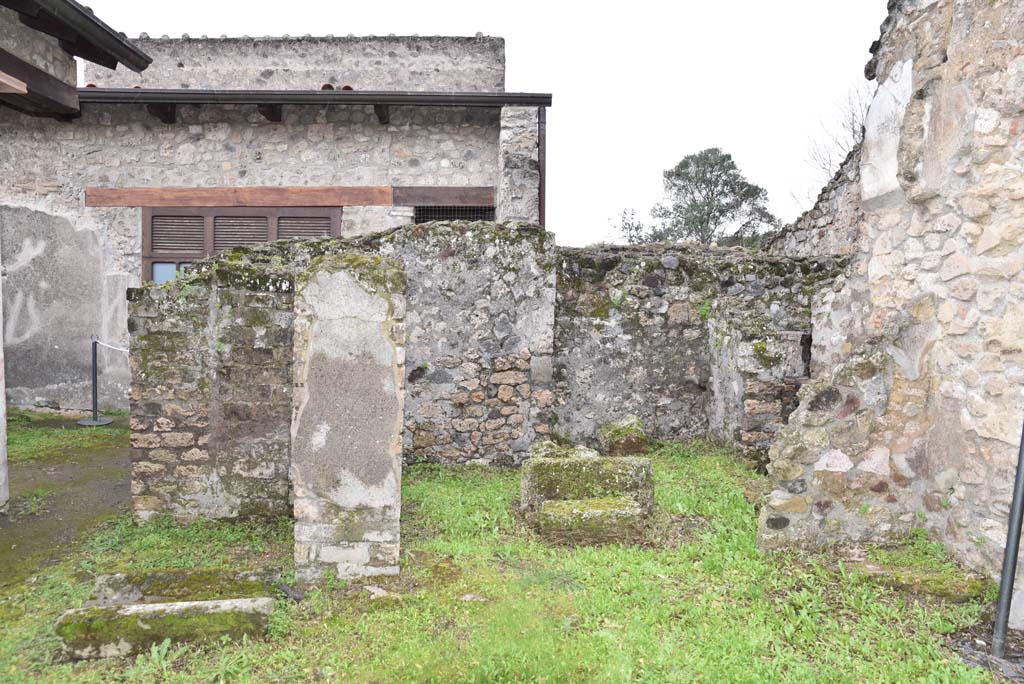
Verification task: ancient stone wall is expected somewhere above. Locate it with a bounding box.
[83,36,505,92]
[767,147,864,260]
[552,245,843,450]
[496,107,541,224]
[127,266,294,521]
[373,223,556,465]
[0,101,499,409]
[0,6,77,85]
[761,0,1024,576]
[128,222,555,495]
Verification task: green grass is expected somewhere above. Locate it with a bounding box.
[0,441,993,683]
[6,409,129,464]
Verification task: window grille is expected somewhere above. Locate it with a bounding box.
[414,205,495,223]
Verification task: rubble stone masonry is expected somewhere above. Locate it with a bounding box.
[761,0,1024,577]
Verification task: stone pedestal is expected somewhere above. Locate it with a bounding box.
[291,256,406,584]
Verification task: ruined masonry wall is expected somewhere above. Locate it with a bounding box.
[761,0,1024,576]
[767,146,864,260]
[83,36,505,92]
[128,274,294,521]
[0,7,77,85]
[553,245,843,450]
[374,224,556,465]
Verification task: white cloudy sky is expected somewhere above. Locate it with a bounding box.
[84,1,886,246]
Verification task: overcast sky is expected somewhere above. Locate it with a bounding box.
[85,1,886,246]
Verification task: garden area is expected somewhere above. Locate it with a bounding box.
[0,412,1003,683]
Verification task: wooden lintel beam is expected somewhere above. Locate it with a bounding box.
[85,186,497,208]
[146,103,176,124]
[0,70,28,95]
[392,186,496,206]
[373,103,390,124]
[86,186,395,208]
[257,103,282,122]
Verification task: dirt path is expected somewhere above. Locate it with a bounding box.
[0,419,129,588]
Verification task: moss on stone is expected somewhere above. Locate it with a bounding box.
[597,415,649,456]
[535,497,645,545]
[752,340,784,367]
[56,599,274,659]
[92,569,274,605]
[520,455,653,513]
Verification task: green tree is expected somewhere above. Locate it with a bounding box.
[618,148,777,245]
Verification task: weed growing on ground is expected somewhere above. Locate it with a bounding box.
[6,409,128,464]
[0,441,993,683]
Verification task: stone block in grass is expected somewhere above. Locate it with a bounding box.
[520,456,653,513]
[55,569,276,659]
[536,497,646,544]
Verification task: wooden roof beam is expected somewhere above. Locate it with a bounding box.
[0,71,28,95]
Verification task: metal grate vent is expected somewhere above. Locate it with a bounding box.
[414,206,495,223]
[214,216,269,251]
[151,215,205,254]
[278,215,333,240]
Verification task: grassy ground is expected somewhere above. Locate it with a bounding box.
[0,441,996,683]
[6,409,129,464]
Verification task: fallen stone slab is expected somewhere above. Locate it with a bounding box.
[520,455,653,513]
[56,598,276,659]
[55,569,277,659]
[536,497,646,545]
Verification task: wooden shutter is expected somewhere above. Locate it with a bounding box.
[150,215,206,255]
[278,215,333,240]
[142,206,342,281]
[214,215,269,251]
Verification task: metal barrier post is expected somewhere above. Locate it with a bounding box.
[77,336,112,427]
[993,416,1024,658]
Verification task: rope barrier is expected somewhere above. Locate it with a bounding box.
[94,339,129,353]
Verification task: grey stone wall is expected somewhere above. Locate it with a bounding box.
[496,107,541,223]
[83,35,505,92]
[372,223,556,465]
[761,0,1024,579]
[767,146,864,260]
[0,100,500,409]
[0,206,127,409]
[0,230,6,513]
[0,7,76,85]
[292,255,406,582]
[127,267,294,521]
[552,245,843,451]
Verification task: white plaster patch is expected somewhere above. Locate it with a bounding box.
[857,447,892,477]
[974,107,1001,134]
[861,59,914,203]
[327,469,400,509]
[814,449,854,473]
[311,422,330,452]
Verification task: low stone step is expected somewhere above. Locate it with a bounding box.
[536,497,646,544]
[55,569,276,659]
[520,455,653,512]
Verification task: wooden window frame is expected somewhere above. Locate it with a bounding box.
[142,206,342,281]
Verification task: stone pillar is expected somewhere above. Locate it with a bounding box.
[291,255,406,584]
[496,106,540,224]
